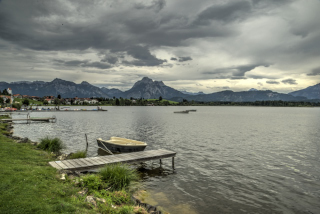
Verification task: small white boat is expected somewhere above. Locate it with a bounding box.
[97,137,147,153]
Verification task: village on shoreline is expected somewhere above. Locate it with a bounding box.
[1,87,320,111]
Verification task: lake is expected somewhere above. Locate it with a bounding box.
[12,106,320,214]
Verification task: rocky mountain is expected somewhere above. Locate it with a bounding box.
[288,83,320,100]
[122,77,186,99]
[1,77,318,102]
[0,78,110,98]
[100,87,123,98]
[171,90,308,102]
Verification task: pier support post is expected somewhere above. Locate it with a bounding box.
[172,157,175,170]
[159,159,162,165]
[85,134,88,154]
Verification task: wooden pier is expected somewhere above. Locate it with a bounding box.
[1,117,56,123]
[49,149,176,172]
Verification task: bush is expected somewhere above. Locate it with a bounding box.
[12,103,21,110]
[37,136,65,153]
[81,174,106,192]
[69,151,87,159]
[108,190,131,205]
[99,163,139,191]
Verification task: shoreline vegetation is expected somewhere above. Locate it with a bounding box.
[2,97,320,110]
[0,115,167,214]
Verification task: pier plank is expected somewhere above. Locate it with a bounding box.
[49,161,63,169]
[49,149,176,171]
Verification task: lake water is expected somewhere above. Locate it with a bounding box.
[13,106,320,214]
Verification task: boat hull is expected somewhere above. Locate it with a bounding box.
[97,139,147,153]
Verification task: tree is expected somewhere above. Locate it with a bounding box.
[57,94,61,99]
[0,97,3,104]
[54,98,60,105]
[22,99,30,106]
[2,89,9,95]
[159,96,163,101]
[43,100,49,105]
[6,98,10,104]
[115,98,120,106]
[12,103,21,110]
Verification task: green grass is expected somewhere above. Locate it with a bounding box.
[14,98,44,105]
[0,130,95,213]
[99,163,139,191]
[69,151,87,159]
[37,136,65,153]
[147,99,178,105]
[0,116,144,213]
[0,116,9,135]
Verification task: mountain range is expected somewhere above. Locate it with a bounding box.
[0,77,319,102]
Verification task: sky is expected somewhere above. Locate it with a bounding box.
[0,0,320,93]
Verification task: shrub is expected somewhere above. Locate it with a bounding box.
[108,190,131,205]
[12,103,21,110]
[99,163,139,191]
[37,136,65,153]
[117,205,134,214]
[69,151,87,159]
[81,174,106,192]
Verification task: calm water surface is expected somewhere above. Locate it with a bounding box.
[13,107,320,214]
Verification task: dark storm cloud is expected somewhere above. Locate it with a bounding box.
[193,1,252,25]
[0,0,235,54]
[101,56,118,64]
[307,67,320,76]
[170,57,177,61]
[81,62,112,69]
[134,0,166,12]
[266,80,280,84]
[201,63,269,79]
[123,45,167,66]
[282,79,297,85]
[178,56,192,62]
[232,64,269,76]
[54,59,112,69]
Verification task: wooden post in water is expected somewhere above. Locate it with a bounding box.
[172,157,175,170]
[85,134,88,154]
[160,159,162,165]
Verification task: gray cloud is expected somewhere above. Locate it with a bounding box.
[193,1,251,25]
[101,56,118,64]
[178,56,192,62]
[55,60,112,69]
[170,57,177,61]
[266,80,280,84]
[123,45,167,66]
[134,0,166,12]
[81,62,112,69]
[307,67,320,76]
[232,64,269,76]
[282,79,297,85]
[202,64,269,78]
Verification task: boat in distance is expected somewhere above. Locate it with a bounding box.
[174,110,189,113]
[97,137,147,153]
[187,109,197,112]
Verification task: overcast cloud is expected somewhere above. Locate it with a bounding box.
[0,0,319,93]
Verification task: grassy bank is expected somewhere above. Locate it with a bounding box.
[0,116,155,214]
[0,119,95,213]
